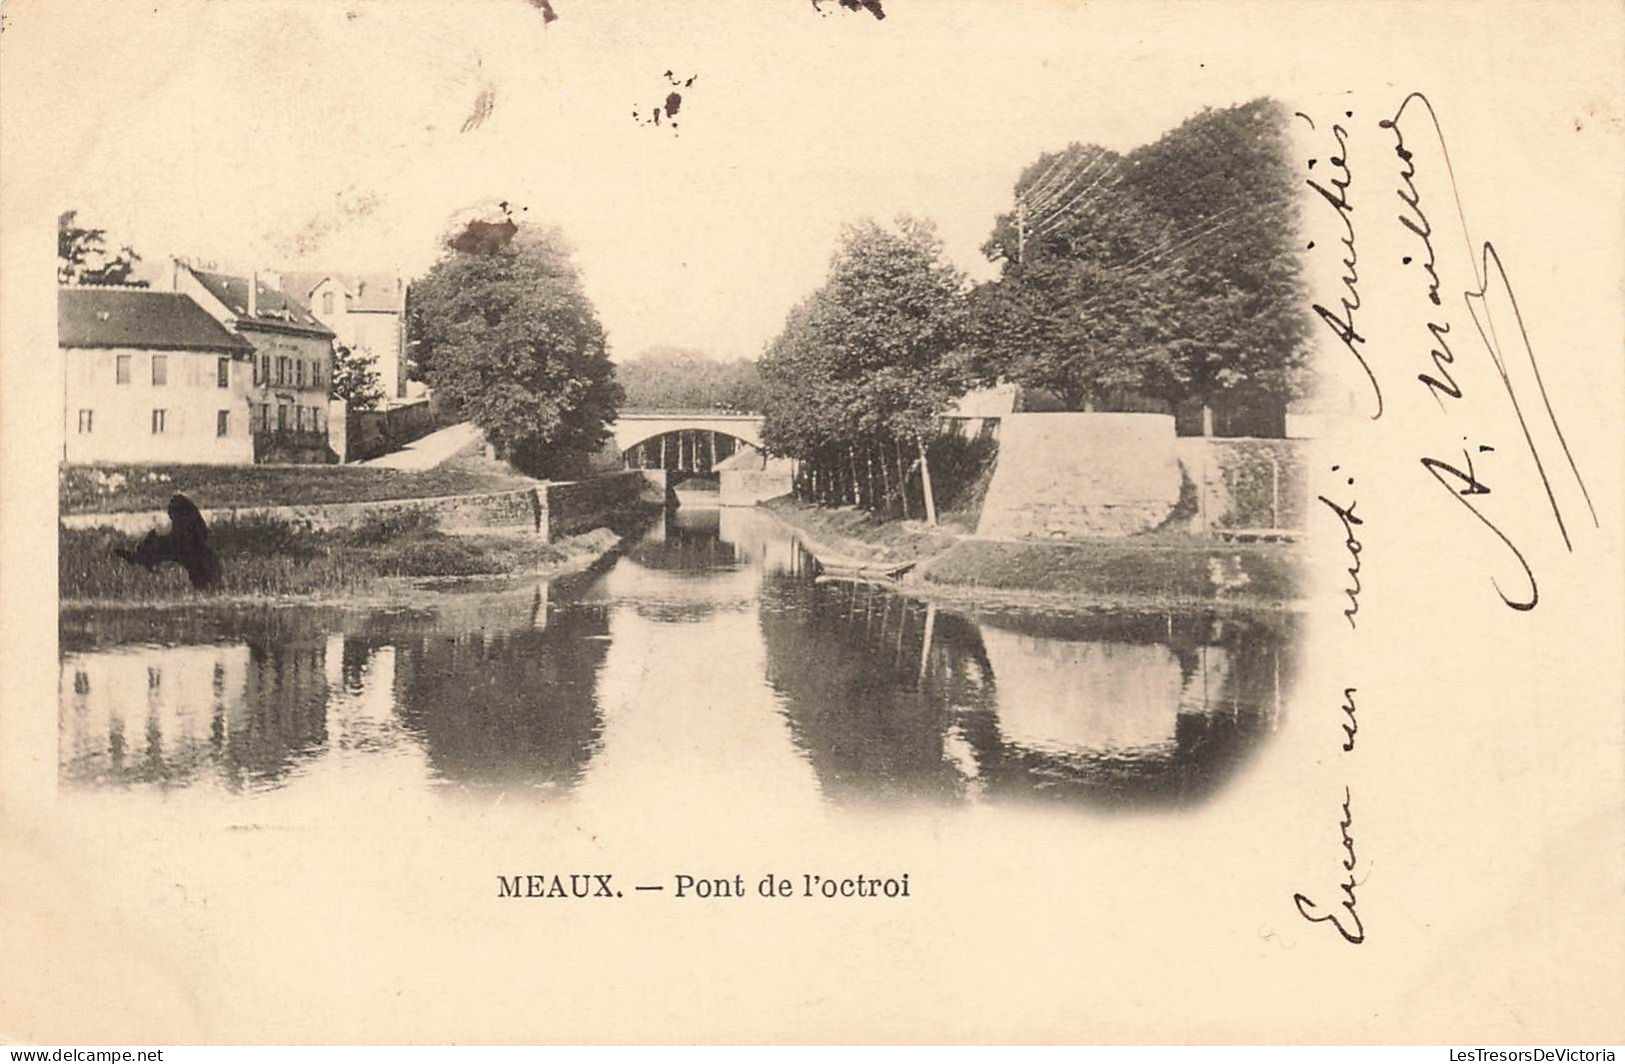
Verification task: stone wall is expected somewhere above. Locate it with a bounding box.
[343,400,436,463]
[61,489,542,537]
[724,454,799,506]
[972,413,1310,541]
[976,413,1184,539]
[61,470,653,541]
[537,471,648,540]
[1171,437,1310,534]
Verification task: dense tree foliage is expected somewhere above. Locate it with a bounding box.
[329,342,385,410]
[970,98,1310,429]
[407,221,622,478]
[1118,98,1311,415]
[760,216,970,523]
[971,146,1175,410]
[616,346,763,412]
[57,210,145,286]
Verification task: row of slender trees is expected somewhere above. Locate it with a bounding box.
[758,97,1312,523]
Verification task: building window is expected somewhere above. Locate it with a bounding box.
[77,409,93,433]
[217,410,230,437]
[116,354,131,384]
[322,291,334,314]
[151,409,167,434]
[296,359,305,388]
[218,357,230,388]
[151,354,167,386]
[277,404,288,431]
[259,354,270,384]
[311,361,321,389]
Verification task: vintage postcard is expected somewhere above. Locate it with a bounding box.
[1,0,1621,1047]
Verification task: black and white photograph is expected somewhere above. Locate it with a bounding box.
[1,0,1622,1049]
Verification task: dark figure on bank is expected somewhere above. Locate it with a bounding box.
[113,493,221,589]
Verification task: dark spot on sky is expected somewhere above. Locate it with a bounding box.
[526,0,559,22]
[664,92,682,119]
[448,218,518,255]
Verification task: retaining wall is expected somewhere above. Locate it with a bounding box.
[973,413,1310,541]
[538,472,648,540]
[61,470,652,542]
[1171,437,1310,534]
[976,413,1184,539]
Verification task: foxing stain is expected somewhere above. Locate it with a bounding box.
[462,85,497,133]
[632,71,697,132]
[811,0,886,19]
[448,217,519,255]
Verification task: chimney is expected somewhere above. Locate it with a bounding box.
[248,270,259,317]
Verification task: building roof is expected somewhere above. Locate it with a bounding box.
[189,269,335,338]
[58,287,257,354]
[280,270,404,314]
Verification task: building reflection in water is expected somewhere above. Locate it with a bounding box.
[59,507,1295,812]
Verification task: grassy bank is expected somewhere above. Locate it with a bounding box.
[760,496,1303,608]
[758,496,961,566]
[918,537,1301,607]
[60,453,537,516]
[61,509,618,606]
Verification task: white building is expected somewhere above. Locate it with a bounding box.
[162,262,338,462]
[279,270,424,407]
[59,286,260,465]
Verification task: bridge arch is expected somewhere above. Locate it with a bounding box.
[610,414,766,473]
[610,413,764,453]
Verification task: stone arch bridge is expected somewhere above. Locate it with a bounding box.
[611,412,766,471]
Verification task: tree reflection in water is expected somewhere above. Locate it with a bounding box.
[59,508,1296,811]
[757,572,1294,809]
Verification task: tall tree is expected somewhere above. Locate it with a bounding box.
[1116,98,1312,430]
[971,101,1311,432]
[407,220,622,478]
[760,216,969,524]
[972,145,1176,410]
[57,210,145,286]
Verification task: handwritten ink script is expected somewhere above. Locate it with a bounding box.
[1381,91,1598,611]
[1295,461,1367,946]
[1290,91,1605,945]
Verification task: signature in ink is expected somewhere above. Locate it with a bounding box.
[1381,91,1598,611]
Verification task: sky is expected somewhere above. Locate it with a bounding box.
[35,0,1289,363]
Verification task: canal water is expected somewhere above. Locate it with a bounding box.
[58,508,1297,813]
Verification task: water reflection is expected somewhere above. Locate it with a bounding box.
[60,507,1295,811]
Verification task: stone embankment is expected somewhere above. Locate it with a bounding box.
[62,471,658,543]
